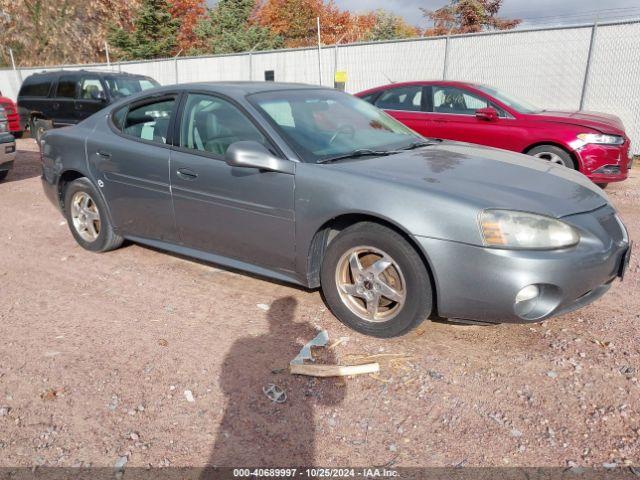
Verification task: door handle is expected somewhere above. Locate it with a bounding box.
[96,150,111,158]
[177,168,198,180]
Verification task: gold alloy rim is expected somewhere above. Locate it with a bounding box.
[335,246,406,323]
[70,191,101,242]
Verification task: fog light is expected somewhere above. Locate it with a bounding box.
[515,285,540,304]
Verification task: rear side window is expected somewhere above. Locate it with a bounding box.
[19,77,52,97]
[56,75,79,98]
[122,98,175,144]
[375,86,423,112]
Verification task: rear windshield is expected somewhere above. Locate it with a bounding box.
[19,77,53,97]
[104,76,159,100]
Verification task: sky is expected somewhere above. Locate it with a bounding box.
[207,0,640,28]
[333,0,640,28]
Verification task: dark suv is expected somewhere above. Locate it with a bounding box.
[17,70,160,142]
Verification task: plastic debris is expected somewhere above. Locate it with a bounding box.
[263,384,287,403]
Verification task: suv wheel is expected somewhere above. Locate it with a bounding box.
[64,178,123,252]
[527,145,576,169]
[320,222,433,338]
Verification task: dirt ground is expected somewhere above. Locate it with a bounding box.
[0,139,638,470]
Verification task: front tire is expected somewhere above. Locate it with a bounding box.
[527,145,576,169]
[320,222,433,338]
[63,178,123,252]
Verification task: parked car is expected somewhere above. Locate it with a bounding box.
[0,93,22,137]
[40,82,631,337]
[17,70,160,143]
[357,81,633,187]
[0,107,16,181]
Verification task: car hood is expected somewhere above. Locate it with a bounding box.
[527,110,625,134]
[326,142,608,218]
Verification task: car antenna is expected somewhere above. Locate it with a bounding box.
[382,73,397,84]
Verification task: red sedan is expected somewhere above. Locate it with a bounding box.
[357,81,632,186]
[0,94,22,138]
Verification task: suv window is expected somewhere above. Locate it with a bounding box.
[104,76,159,100]
[56,75,80,99]
[180,94,266,156]
[79,77,105,100]
[375,86,423,112]
[122,98,175,144]
[432,86,504,116]
[19,77,52,97]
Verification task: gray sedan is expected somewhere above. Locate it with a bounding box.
[40,83,631,337]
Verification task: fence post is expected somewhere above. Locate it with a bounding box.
[8,47,22,84]
[442,36,450,80]
[580,20,598,110]
[317,17,323,85]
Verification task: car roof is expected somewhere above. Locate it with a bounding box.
[145,81,332,96]
[357,80,483,95]
[24,69,152,79]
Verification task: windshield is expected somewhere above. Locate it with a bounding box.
[104,76,159,100]
[249,89,423,163]
[475,85,543,114]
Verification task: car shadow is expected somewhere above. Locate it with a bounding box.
[200,296,346,477]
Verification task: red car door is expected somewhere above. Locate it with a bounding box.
[427,85,525,151]
[372,85,431,136]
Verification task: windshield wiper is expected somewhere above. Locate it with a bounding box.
[317,149,399,164]
[400,139,442,150]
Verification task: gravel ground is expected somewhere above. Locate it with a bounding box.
[0,139,638,469]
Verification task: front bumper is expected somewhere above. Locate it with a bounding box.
[416,205,629,323]
[0,133,16,171]
[576,138,631,183]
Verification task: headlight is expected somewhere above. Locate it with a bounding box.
[577,133,624,145]
[480,210,580,250]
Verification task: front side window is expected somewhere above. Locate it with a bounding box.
[122,98,175,144]
[180,94,266,156]
[433,86,493,115]
[251,89,422,163]
[79,78,105,100]
[56,75,79,99]
[375,86,423,112]
[104,76,160,100]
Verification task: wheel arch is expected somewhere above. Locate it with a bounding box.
[57,170,116,228]
[523,141,580,169]
[306,212,440,316]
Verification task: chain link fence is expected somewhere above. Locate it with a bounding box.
[1,19,639,153]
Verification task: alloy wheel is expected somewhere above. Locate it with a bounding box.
[70,191,101,242]
[335,246,406,323]
[533,151,567,166]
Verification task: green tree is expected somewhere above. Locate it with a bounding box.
[366,10,420,41]
[194,0,282,55]
[109,0,179,60]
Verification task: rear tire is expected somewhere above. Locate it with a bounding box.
[30,118,50,146]
[63,178,123,252]
[0,170,8,181]
[320,222,433,338]
[527,145,576,169]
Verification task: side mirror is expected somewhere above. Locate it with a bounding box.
[476,107,498,121]
[91,90,107,102]
[225,141,294,174]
